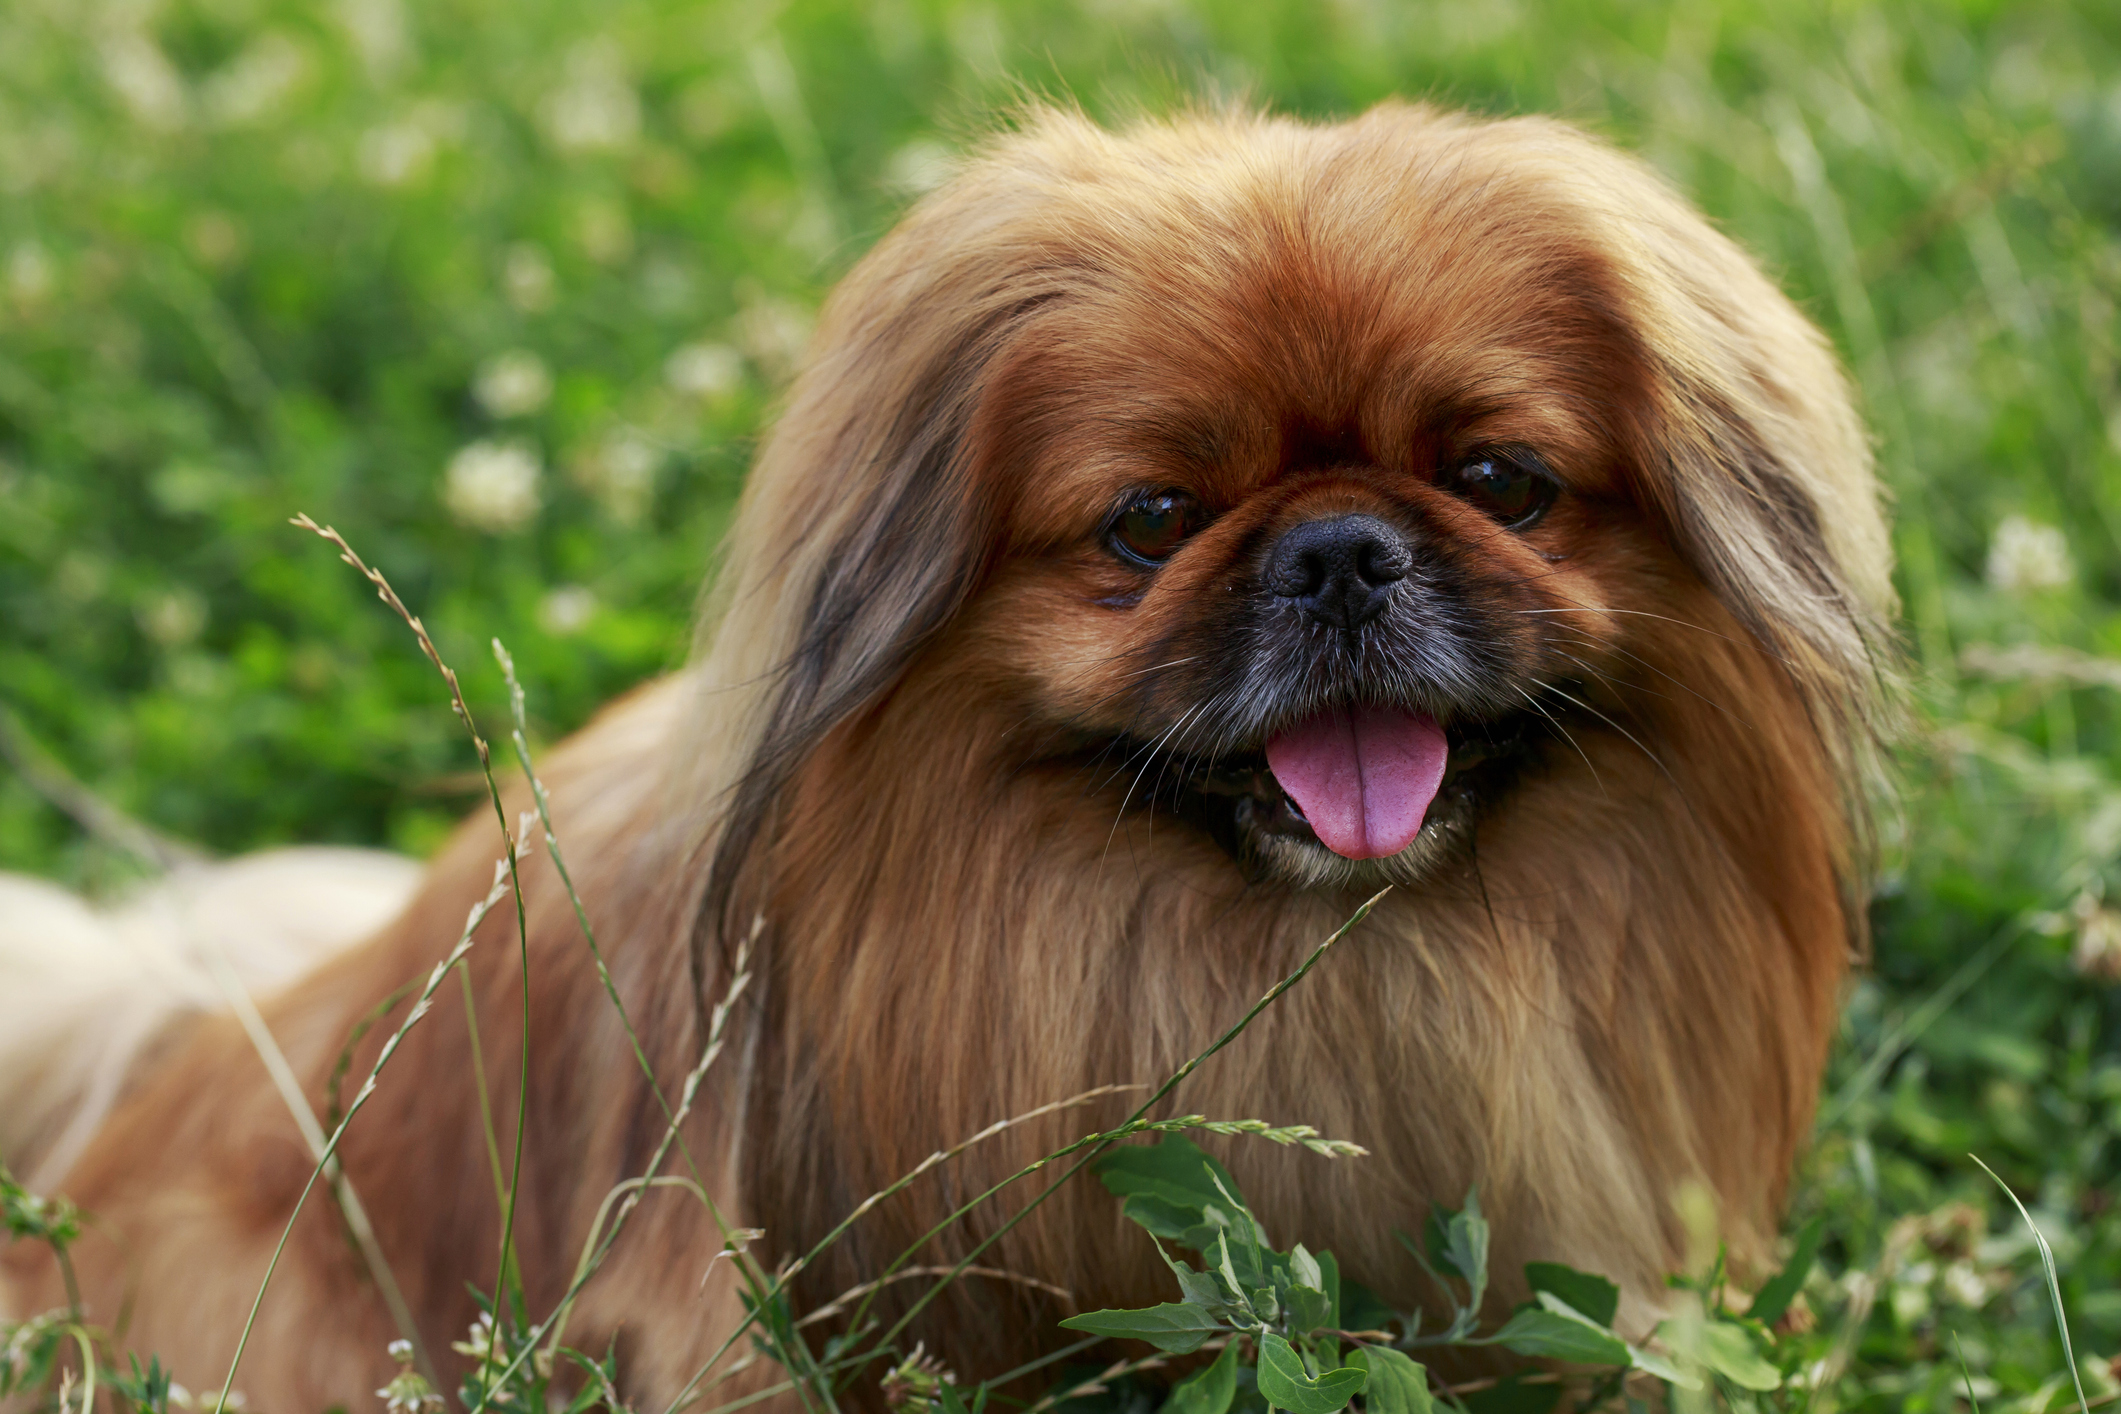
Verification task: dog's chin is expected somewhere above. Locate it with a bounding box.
[1098,711,1543,890]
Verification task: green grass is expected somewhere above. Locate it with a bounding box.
[5,0,2121,1409]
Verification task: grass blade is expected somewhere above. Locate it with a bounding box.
[1970,1154,2087,1414]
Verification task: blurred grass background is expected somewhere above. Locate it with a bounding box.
[4,0,2121,1407]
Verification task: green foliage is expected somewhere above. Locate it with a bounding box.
[1058,1144,1793,1410]
[5,0,2121,1410]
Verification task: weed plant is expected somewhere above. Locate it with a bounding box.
[5,1,2121,1411]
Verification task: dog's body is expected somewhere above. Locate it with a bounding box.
[2,104,1891,1410]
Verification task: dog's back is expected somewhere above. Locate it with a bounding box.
[0,848,421,1192]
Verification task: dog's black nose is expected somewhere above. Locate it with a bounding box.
[1265,514,1412,630]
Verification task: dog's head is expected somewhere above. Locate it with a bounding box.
[693,102,1893,933]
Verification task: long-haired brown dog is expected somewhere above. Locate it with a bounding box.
[1,102,1893,1409]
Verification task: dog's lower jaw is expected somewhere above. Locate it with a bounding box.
[1232,789,1479,889]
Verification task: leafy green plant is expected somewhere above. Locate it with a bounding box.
[1052,1139,1782,1414]
[2,1164,180,1414]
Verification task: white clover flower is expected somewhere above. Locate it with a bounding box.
[664,341,743,399]
[138,588,208,646]
[541,40,640,153]
[537,585,597,636]
[7,242,53,307]
[1986,513,2073,593]
[200,33,309,128]
[336,0,410,80]
[444,441,542,533]
[1941,1259,1989,1308]
[358,120,435,186]
[474,350,553,419]
[503,244,556,312]
[571,430,660,523]
[100,30,187,131]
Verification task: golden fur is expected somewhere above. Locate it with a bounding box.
[0,102,1892,1409]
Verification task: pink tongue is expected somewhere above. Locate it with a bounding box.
[1265,707,1449,860]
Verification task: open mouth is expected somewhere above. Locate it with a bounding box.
[1101,703,1545,879]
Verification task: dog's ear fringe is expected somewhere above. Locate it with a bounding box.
[681,251,1068,1018]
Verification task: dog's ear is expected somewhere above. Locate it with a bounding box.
[686,156,1069,993]
[1550,127,1897,736]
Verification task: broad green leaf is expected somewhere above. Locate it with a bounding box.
[1314,1250,1344,1328]
[1059,1303,1226,1355]
[1287,1283,1332,1338]
[1523,1262,1620,1328]
[1172,1262,1230,1314]
[1746,1217,1823,1328]
[1486,1296,1630,1365]
[1290,1244,1324,1292]
[1256,1334,1366,1414]
[1124,1194,1233,1253]
[1217,1234,1248,1312]
[1623,1342,1701,1391]
[1697,1321,1781,1391]
[1165,1340,1241,1414]
[1096,1138,1245,1219]
[1348,1348,1432,1414]
[1207,1169,1275,1277]
[936,1382,970,1414]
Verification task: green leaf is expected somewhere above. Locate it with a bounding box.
[1059,1303,1227,1355]
[1096,1138,1245,1222]
[1523,1262,1620,1328]
[1290,1244,1324,1292]
[1347,1348,1432,1414]
[1622,1343,1700,1391]
[1422,1190,1490,1312]
[1165,1340,1241,1414]
[1172,1262,1231,1314]
[1309,1250,1344,1365]
[1459,1374,1561,1414]
[1255,1334,1365,1414]
[1338,1276,1396,1335]
[1746,1216,1823,1328]
[1313,1250,1344,1329]
[1486,1297,1630,1365]
[1697,1321,1781,1391]
[1124,1194,1239,1254]
[1287,1284,1332,1338]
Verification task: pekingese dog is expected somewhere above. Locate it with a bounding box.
[1,102,1892,1409]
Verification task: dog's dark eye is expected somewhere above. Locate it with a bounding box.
[1449,454,1557,529]
[1110,490,1205,567]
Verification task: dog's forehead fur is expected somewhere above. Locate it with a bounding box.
[970,109,1650,538]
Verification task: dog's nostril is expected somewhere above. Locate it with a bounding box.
[1358,535,1412,585]
[1265,515,1412,629]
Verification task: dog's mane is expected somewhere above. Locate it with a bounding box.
[683,102,1896,997]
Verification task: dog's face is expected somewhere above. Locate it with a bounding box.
[707,103,1890,926]
[967,227,1667,887]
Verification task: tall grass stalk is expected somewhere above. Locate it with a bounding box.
[1971,1155,2090,1414]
